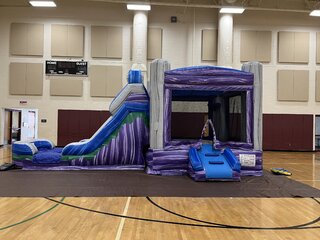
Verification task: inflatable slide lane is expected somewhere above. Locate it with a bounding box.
[188,119,241,181]
[13,70,150,170]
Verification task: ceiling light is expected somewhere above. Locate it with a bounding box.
[127,4,151,11]
[220,7,245,14]
[310,10,320,16]
[29,1,56,7]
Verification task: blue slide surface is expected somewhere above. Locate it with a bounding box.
[62,102,149,156]
[189,145,241,180]
[199,145,232,179]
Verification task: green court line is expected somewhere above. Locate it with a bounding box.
[0,197,65,231]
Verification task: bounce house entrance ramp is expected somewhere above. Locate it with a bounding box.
[189,145,241,181]
[199,145,233,179]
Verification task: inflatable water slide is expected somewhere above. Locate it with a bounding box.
[12,70,150,170]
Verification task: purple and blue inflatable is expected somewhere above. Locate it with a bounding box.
[13,60,263,181]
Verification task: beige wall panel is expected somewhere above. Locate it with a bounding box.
[50,77,83,96]
[201,29,217,61]
[106,66,122,97]
[278,31,295,63]
[90,65,107,97]
[9,63,26,95]
[91,26,107,58]
[51,24,68,57]
[294,32,309,63]
[293,70,309,101]
[10,23,28,55]
[106,27,122,59]
[147,28,162,60]
[240,30,256,62]
[316,71,320,101]
[277,70,294,101]
[27,24,44,56]
[67,25,84,57]
[317,33,320,64]
[278,70,309,101]
[256,31,272,62]
[25,63,43,95]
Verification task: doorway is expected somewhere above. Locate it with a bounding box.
[4,110,11,145]
[4,109,22,145]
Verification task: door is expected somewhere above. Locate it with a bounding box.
[27,110,36,140]
[4,110,12,145]
[11,110,21,143]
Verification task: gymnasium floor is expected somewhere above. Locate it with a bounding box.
[0,146,320,240]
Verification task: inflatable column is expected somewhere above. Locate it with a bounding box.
[241,61,263,151]
[149,59,171,149]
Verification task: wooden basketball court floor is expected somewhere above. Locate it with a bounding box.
[0,146,320,240]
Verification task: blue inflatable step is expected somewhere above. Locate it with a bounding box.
[205,152,220,157]
[198,145,233,179]
[209,160,224,165]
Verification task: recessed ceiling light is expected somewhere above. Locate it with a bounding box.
[220,7,245,14]
[29,1,56,7]
[127,4,151,11]
[310,10,320,16]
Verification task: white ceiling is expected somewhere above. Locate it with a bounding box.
[1,0,320,13]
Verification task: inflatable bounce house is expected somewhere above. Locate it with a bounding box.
[147,60,263,181]
[12,60,263,181]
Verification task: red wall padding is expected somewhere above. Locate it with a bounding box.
[57,110,111,147]
[171,112,208,139]
[263,114,313,151]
